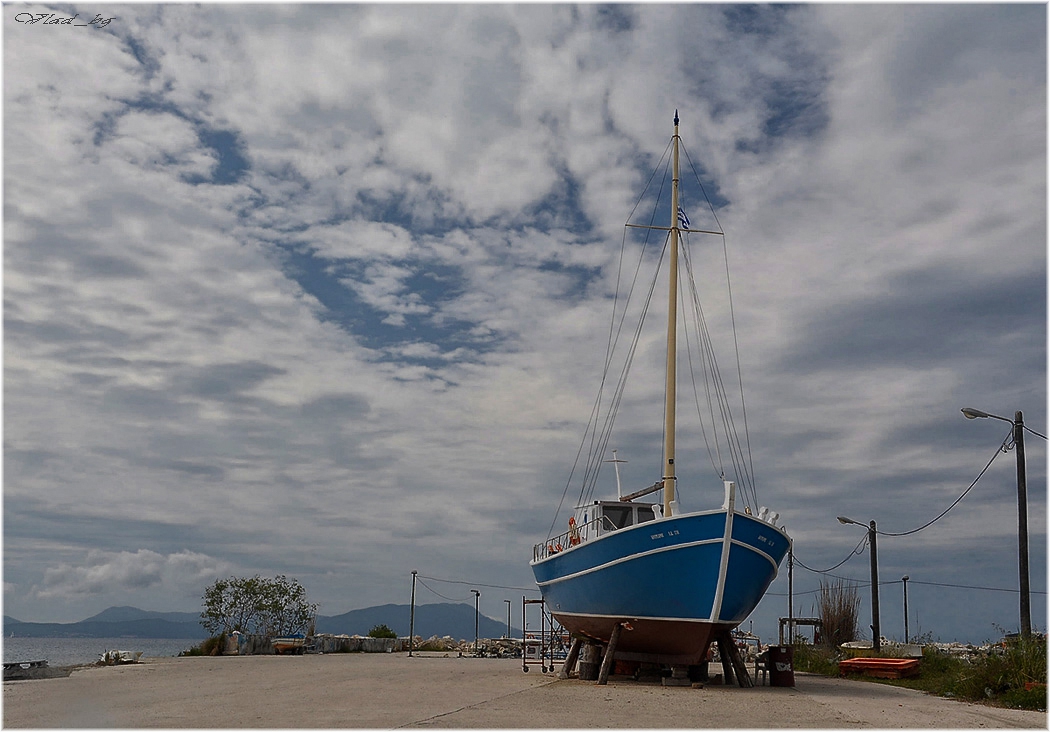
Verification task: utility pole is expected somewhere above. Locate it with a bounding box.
[788,543,794,645]
[962,407,1034,639]
[902,575,910,644]
[1013,411,1031,639]
[838,516,881,653]
[409,570,417,657]
[869,520,881,653]
[472,589,480,656]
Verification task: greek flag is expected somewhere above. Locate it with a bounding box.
[677,205,691,229]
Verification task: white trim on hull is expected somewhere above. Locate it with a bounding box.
[534,526,783,590]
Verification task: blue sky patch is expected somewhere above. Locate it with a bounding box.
[275,242,498,364]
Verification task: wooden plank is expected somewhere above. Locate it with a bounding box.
[558,637,581,680]
[596,624,622,685]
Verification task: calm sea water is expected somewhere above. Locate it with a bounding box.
[3,637,203,666]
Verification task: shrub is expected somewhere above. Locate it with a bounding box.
[368,624,397,639]
[816,577,860,648]
[790,642,839,675]
[180,635,226,656]
[835,638,1046,712]
[955,636,1047,710]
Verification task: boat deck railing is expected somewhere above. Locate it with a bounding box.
[534,515,615,562]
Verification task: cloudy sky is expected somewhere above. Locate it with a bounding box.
[4,4,1045,645]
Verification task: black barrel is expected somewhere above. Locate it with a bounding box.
[768,645,795,687]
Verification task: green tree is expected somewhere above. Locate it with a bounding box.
[201,575,317,637]
[368,624,397,639]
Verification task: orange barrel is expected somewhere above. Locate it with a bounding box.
[768,645,795,687]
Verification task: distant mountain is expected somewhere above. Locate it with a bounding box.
[80,606,201,624]
[4,615,206,639]
[4,603,520,642]
[315,603,520,640]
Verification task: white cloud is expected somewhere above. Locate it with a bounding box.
[3,5,1043,640]
[34,550,229,599]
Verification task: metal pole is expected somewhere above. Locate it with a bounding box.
[472,589,480,656]
[409,570,417,657]
[504,599,511,639]
[902,575,909,644]
[869,521,881,653]
[1014,411,1031,639]
[788,543,794,645]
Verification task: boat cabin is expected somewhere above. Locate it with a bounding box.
[538,500,666,560]
[574,500,662,538]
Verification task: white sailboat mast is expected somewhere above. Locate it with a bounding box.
[662,111,681,516]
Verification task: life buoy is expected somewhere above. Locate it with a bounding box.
[568,516,581,546]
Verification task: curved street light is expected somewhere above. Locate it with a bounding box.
[961,407,1030,639]
[838,516,881,652]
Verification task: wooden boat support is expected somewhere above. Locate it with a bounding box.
[558,637,582,680]
[558,626,756,688]
[715,630,754,688]
[596,623,625,685]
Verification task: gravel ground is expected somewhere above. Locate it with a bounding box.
[3,653,1045,728]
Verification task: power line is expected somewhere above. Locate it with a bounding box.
[876,434,1008,537]
[793,535,867,575]
[416,574,534,593]
[772,578,1046,597]
[1023,424,1047,441]
[906,579,1047,595]
[415,578,473,603]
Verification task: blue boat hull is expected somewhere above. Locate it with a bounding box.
[530,509,790,664]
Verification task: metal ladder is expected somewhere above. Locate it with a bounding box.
[521,596,567,673]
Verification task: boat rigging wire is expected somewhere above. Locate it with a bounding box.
[544,142,674,540]
[545,129,766,533]
[680,139,760,506]
[680,241,759,510]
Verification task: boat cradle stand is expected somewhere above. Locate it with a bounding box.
[558,624,624,685]
[557,625,753,688]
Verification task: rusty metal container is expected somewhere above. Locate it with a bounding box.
[768,645,795,687]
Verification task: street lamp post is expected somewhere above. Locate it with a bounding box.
[901,575,910,644]
[504,599,511,639]
[471,589,480,656]
[838,516,881,653]
[962,408,1031,639]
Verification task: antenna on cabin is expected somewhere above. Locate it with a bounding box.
[605,450,629,499]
